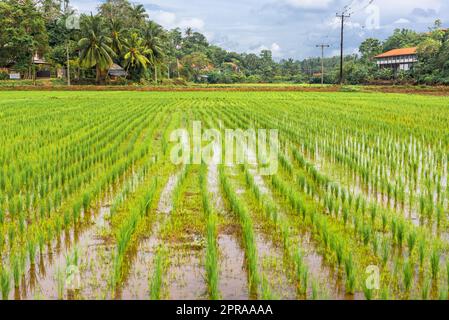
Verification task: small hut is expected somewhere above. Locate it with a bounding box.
[33,53,51,78]
[108,63,127,79]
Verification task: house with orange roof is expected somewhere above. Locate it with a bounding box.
[374,47,418,73]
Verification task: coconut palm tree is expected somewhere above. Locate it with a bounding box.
[78,15,115,83]
[108,18,126,56]
[185,27,193,38]
[142,21,166,82]
[130,4,148,28]
[123,33,150,79]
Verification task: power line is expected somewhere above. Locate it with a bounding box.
[316,44,330,85]
[347,0,375,15]
[336,12,351,84]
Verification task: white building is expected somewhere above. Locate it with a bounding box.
[374,47,418,72]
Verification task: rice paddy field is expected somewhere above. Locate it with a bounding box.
[0,90,449,300]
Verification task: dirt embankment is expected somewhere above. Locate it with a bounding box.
[1,84,449,95]
[0,85,341,92]
[361,85,449,96]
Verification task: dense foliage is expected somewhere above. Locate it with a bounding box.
[0,0,448,84]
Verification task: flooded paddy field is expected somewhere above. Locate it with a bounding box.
[1,91,449,300]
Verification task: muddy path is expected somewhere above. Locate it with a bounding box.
[162,166,208,300]
[225,164,297,299]
[116,169,180,299]
[204,151,249,299]
[14,202,111,300]
[201,138,249,299]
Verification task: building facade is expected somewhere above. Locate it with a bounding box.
[374,47,418,73]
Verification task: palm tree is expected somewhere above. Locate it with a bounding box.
[108,19,125,56]
[78,15,116,83]
[123,33,150,78]
[142,21,166,82]
[185,27,193,38]
[130,4,148,27]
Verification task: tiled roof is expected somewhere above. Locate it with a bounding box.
[374,47,417,58]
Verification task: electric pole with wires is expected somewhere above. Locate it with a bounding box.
[336,12,351,84]
[316,44,330,85]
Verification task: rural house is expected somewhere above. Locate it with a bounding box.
[374,47,418,73]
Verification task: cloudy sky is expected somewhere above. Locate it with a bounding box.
[71,0,449,60]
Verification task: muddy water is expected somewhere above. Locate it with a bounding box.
[16,205,111,300]
[115,169,181,299]
[164,168,208,300]
[299,232,364,300]
[255,232,296,299]
[226,164,297,299]
[157,172,181,214]
[206,152,249,299]
[166,241,208,300]
[207,162,226,214]
[77,205,115,300]
[117,168,195,300]
[117,232,158,299]
[217,234,249,299]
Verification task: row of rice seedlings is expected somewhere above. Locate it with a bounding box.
[241,165,311,295]
[0,267,11,300]
[217,104,343,298]
[287,148,445,296]
[171,165,190,212]
[241,98,448,232]
[217,104,313,297]
[211,107,289,298]
[1,138,140,264]
[0,105,150,228]
[112,178,158,289]
[0,105,158,259]
[22,113,163,279]
[0,104,136,201]
[110,111,178,297]
[219,165,260,294]
[0,99,163,269]
[301,165,449,296]
[199,164,220,299]
[149,246,169,300]
[269,170,374,297]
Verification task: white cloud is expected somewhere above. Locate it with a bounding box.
[149,10,205,31]
[151,11,177,26]
[328,17,361,30]
[284,0,333,10]
[249,42,282,57]
[374,0,441,17]
[394,18,411,24]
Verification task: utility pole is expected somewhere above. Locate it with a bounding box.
[66,41,71,86]
[64,1,71,87]
[316,44,330,85]
[336,12,350,84]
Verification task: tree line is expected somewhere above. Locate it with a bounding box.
[0,0,448,85]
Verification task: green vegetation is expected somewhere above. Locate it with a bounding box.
[1,0,448,86]
[0,90,448,300]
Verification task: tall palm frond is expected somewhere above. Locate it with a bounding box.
[123,33,150,72]
[78,14,116,83]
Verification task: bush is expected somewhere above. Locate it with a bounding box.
[374,68,394,81]
[0,72,9,80]
[173,78,187,86]
[440,77,449,85]
[245,75,262,83]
